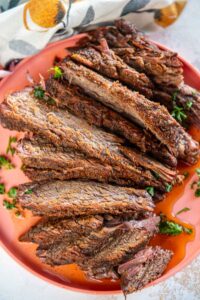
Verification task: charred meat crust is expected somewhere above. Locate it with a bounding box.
[17,180,155,218]
[70,42,153,98]
[61,59,199,164]
[86,19,183,88]
[36,217,159,268]
[46,77,177,167]
[20,215,104,249]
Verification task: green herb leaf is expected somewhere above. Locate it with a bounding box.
[152,171,160,179]
[34,86,45,99]
[6,136,17,156]
[0,156,14,170]
[183,171,189,179]
[166,183,172,192]
[175,207,190,216]
[172,90,179,102]
[52,66,63,79]
[0,183,5,195]
[196,168,200,176]
[159,214,193,236]
[24,189,33,195]
[183,227,193,234]
[8,187,17,199]
[3,199,16,210]
[195,188,200,197]
[159,220,183,236]
[186,101,193,109]
[146,186,155,197]
[171,106,187,123]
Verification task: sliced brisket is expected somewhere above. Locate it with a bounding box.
[88,20,183,88]
[70,41,153,98]
[37,216,159,269]
[17,138,139,185]
[81,217,160,276]
[118,246,173,294]
[61,59,199,164]
[19,215,104,249]
[37,222,128,266]
[45,77,177,167]
[0,88,165,189]
[17,180,155,218]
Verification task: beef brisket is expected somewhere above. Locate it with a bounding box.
[118,246,173,294]
[81,217,160,276]
[17,138,140,185]
[45,77,177,167]
[61,59,199,164]
[37,222,128,265]
[17,180,155,218]
[165,84,200,128]
[70,40,153,98]
[37,216,159,268]
[87,20,183,88]
[20,215,104,249]
[1,88,172,189]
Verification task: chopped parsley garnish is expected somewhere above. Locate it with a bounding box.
[171,106,187,123]
[24,189,33,195]
[52,66,63,79]
[175,207,190,216]
[0,184,5,195]
[183,171,189,179]
[33,85,56,105]
[186,100,193,109]
[8,187,17,199]
[6,136,17,156]
[172,90,179,102]
[166,183,172,192]
[3,199,16,210]
[152,171,160,179]
[159,214,192,236]
[191,168,200,197]
[146,186,155,197]
[0,156,14,170]
[34,86,45,99]
[184,227,193,234]
[195,189,200,197]
[196,168,200,176]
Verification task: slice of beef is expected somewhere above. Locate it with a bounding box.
[70,40,153,98]
[153,84,200,129]
[0,88,165,189]
[45,77,177,167]
[17,180,155,218]
[37,222,128,266]
[19,215,104,249]
[118,246,173,294]
[17,138,139,186]
[18,136,177,191]
[82,217,160,277]
[88,20,183,88]
[61,59,199,164]
[37,216,159,268]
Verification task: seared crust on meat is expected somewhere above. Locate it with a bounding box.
[17,180,155,218]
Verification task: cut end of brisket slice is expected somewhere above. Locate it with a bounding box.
[118,246,173,294]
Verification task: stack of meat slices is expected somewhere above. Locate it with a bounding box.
[0,20,199,295]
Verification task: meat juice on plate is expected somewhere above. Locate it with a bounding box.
[0,123,198,290]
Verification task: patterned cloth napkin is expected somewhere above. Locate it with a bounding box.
[0,0,187,74]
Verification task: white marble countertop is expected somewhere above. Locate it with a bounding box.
[1,0,200,299]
